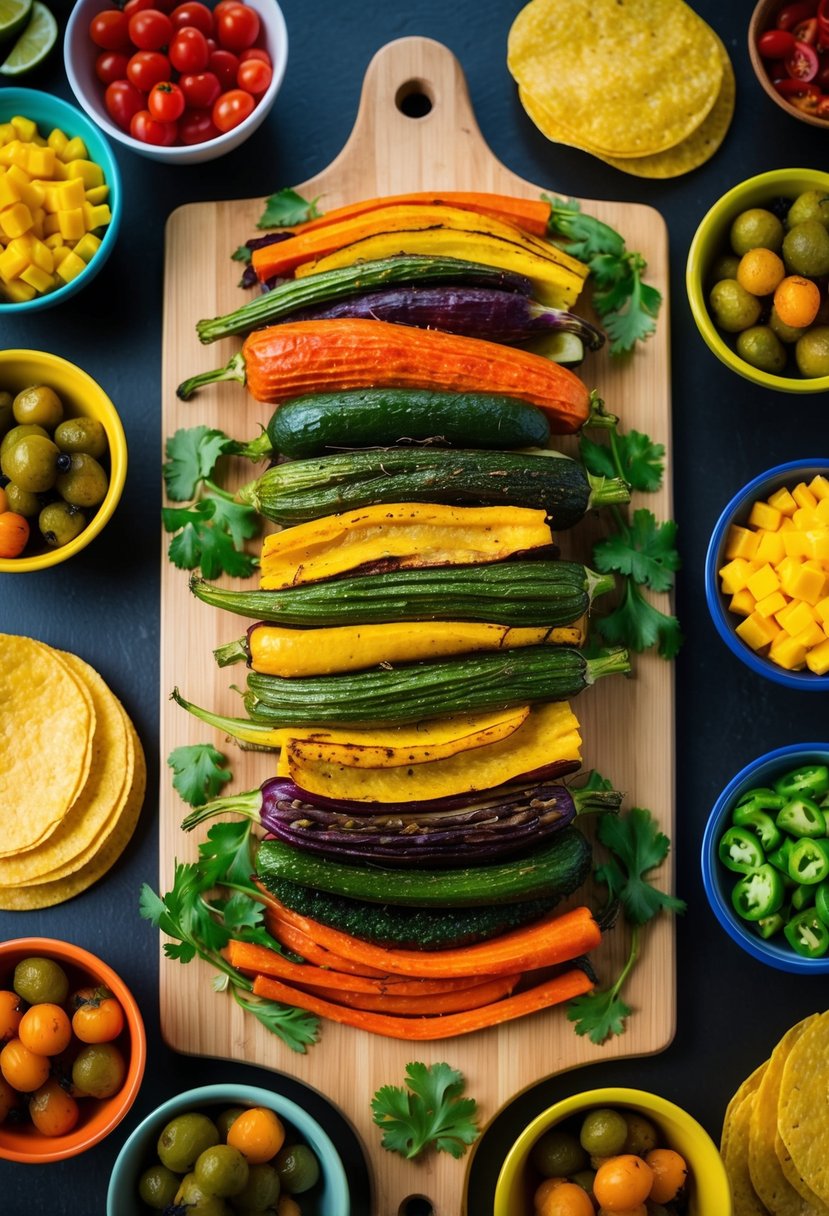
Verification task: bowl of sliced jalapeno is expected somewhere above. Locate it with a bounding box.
[702,743,829,973]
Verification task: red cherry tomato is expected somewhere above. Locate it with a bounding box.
[793,16,820,42]
[777,2,818,30]
[212,87,255,132]
[213,0,241,19]
[123,0,154,13]
[95,50,130,84]
[240,47,271,65]
[179,107,220,143]
[126,49,171,91]
[170,2,213,34]
[775,76,821,94]
[130,109,178,145]
[215,3,260,51]
[105,79,146,129]
[205,36,217,52]
[786,39,819,78]
[128,8,173,50]
[237,58,272,95]
[179,70,221,107]
[208,48,239,88]
[89,9,131,50]
[757,28,797,57]
[148,80,185,120]
[169,25,209,72]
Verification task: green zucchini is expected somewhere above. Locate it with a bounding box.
[191,561,614,627]
[256,874,560,949]
[256,827,591,907]
[237,447,630,529]
[244,645,630,727]
[235,389,551,459]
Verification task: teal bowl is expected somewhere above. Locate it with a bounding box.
[106,1084,350,1216]
[0,87,121,315]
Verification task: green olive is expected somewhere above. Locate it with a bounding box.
[570,1168,596,1195]
[71,1043,126,1098]
[0,423,48,460]
[230,1163,281,1210]
[769,306,808,344]
[54,416,107,459]
[138,1164,180,1210]
[795,326,829,377]
[174,1172,233,1214]
[730,208,784,256]
[195,1144,250,1198]
[38,501,87,549]
[709,278,762,333]
[0,435,60,493]
[788,189,829,230]
[709,254,740,285]
[216,1107,247,1142]
[13,957,69,1005]
[736,325,787,374]
[55,452,108,508]
[5,482,41,517]
[0,391,13,437]
[12,385,63,429]
[274,1143,320,1194]
[579,1108,629,1157]
[158,1112,221,1175]
[530,1128,588,1177]
[621,1112,659,1155]
[782,220,829,277]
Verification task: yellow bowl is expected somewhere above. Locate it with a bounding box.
[0,349,126,572]
[493,1086,731,1216]
[686,168,829,394]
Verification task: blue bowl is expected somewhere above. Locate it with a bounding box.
[106,1083,351,1216]
[702,743,829,974]
[0,87,121,314]
[705,458,829,690]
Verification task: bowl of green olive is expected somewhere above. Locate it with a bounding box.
[0,348,126,572]
[686,169,829,393]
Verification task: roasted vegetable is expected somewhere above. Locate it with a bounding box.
[176,318,593,434]
[238,447,629,529]
[191,561,613,628]
[288,191,554,237]
[244,646,628,727]
[257,503,555,590]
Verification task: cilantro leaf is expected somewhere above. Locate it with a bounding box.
[580,430,664,494]
[594,510,680,593]
[543,195,625,260]
[168,743,232,808]
[578,433,618,483]
[596,808,687,926]
[231,244,252,264]
[372,1062,480,1160]
[204,490,259,548]
[598,259,661,355]
[567,985,633,1045]
[233,989,320,1053]
[164,426,235,502]
[163,495,258,580]
[595,581,683,659]
[197,820,257,891]
[576,769,615,793]
[258,188,321,229]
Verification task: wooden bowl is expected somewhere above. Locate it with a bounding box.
[749,0,829,128]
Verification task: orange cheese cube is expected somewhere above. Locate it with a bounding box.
[725,525,761,560]
[736,612,778,651]
[806,639,829,675]
[747,564,781,601]
[755,530,786,565]
[755,590,788,619]
[748,501,783,531]
[808,475,829,501]
[793,482,818,510]
[770,633,808,670]
[776,600,816,636]
[787,564,826,605]
[729,590,757,617]
[768,486,798,515]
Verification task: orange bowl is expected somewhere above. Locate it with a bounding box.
[0,937,146,1164]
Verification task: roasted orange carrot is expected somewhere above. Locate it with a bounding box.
[252,969,593,1040]
[262,916,389,978]
[293,192,552,238]
[301,975,519,1015]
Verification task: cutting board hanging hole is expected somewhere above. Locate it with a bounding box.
[395,79,434,118]
[399,1193,435,1216]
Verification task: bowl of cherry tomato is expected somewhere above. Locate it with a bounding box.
[493,1088,731,1216]
[64,0,288,164]
[0,937,146,1164]
[749,0,829,125]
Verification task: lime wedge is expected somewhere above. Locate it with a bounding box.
[0,1,57,75]
[0,0,32,44]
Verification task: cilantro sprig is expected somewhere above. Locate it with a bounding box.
[168,743,232,808]
[544,195,662,354]
[371,1062,480,1160]
[257,187,321,229]
[139,819,319,1054]
[162,426,259,580]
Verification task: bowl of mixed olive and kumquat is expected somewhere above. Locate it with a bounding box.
[702,744,829,974]
[705,459,829,687]
[0,87,121,311]
[0,348,127,572]
[493,1087,731,1216]
[686,168,829,392]
[749,0,829,127]
[107,1083,350,1216]
[0,937,146,1164]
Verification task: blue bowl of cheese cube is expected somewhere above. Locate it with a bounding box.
[0,87,120,313]
[705,459,829,689]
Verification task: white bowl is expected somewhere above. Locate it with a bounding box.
[64,0,288,164]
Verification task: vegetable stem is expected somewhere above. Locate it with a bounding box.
[584,567,616,604]
[527,302,606,351]
[585,648,631,684]
[180,790,261,832]
[586,472,631,511]
[214,639,248,668]
[177,351,247,400]
[227,431,274,462]
[572,788,624,816]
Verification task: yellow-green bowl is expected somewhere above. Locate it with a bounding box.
[686,168,829,394]
[0,349,126,572]
[493,1086,731,1216]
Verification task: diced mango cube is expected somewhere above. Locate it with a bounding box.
[59,136,88,163]
[795,620,826,649]
[729,589,757,617]
[19,263,53,293]
[719,557,755,595]
[725,525,761,560]
[793,482,818,510]
[804,529,829,561]
[779,517,796,532]
[748,501,782,531]
[57,208,84,241]
[66,159,103,189]
[43,232,63,250]
[747,564,781,601]
[28,238,52,273]
[82,201,111,231]
[0,123,15,145]
[0,279,36,302]
[0,141,27,168]
[56,177,85,210]
[736,612,779,651]
[769,633,808,670]
[756,590,788,619]
[0,202,33,238]
[47,128,68,155]
[0,173,21,210]
[0,243,28,283]
[815,497,829,525]
[10,115,36,143]
[768,486,798,515]
[49,158,68,180]
[30,207,45,239]
[809,475,829,501]
[55,250,86,283]
[806,639,829,675]
[73,232,100,263]
[776,599,816,636]
[755,530,786,565]
[25,146,55,178]
[783,531,812,558]
[84,184,109,205]
[42,212,60,236]
[794,507,819,531]
[787,564,826,605]
[49,245,73,268]
[815,596,829,626]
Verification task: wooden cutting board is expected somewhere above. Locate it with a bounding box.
[160,36,673,1216]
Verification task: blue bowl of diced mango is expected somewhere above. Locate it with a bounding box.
[705,459,829,689]
[0,87,121,313]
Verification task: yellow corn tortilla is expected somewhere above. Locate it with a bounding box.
[507,0,723,158]
[774,1131,829,1216]
[778,1011,829,1210]
[0,720,146,911]
[0,635,95,857]
[721,1062,770,1216]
